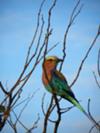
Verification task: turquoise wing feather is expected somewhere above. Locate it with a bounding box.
[48,70,85,113]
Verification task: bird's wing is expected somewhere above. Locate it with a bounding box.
[50,70,76,100]
[50,70,86,113]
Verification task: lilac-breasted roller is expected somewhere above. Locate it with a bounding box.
[42,56,85,112]
[42,56,100,129]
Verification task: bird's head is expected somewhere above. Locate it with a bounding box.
[42,56,63,71]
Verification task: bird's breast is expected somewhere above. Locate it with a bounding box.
[42,71,52,86]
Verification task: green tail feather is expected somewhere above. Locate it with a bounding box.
[65,94,85,113]
[64,94,91,119]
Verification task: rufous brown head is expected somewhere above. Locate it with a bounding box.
[43,56,63,71]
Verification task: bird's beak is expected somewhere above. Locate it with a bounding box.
[58,58,63,62]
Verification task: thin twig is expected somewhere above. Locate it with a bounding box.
[14,92,37,126]
[4,0,45,99]
[93,72,100,89]
[97,48,100,76]
[43,96,54,133]
[88,99,100,131]
[7,119,18,133]
[43,0,57,59]
[0,82,8,95]
[53,95,61,133]
[89,121,100,133]
[27,113,40,132]
[25,0,46,64]
[70,25,100,87]
[59,0,83,71]
[14,89,39,109]
[12,111,29,131]
[26,15,45,67]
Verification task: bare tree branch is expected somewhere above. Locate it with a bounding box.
[53,95,61,133]
[0,82,8,95]
[93,72,100,89]
[70,25,100,87]
[12,111,29,131]
[89,121,100,133]
[43,96,54,133]
[42,1,58,132]
[25,0,46,64]
[87,99,100,131]
[26,15,45,68]
[27,113,40,132]
[0,0,46,131]
[97,48,100,76]
[59,0,83,71]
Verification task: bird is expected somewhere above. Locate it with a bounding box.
[42,56,100,130]
[42,56,84,112]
